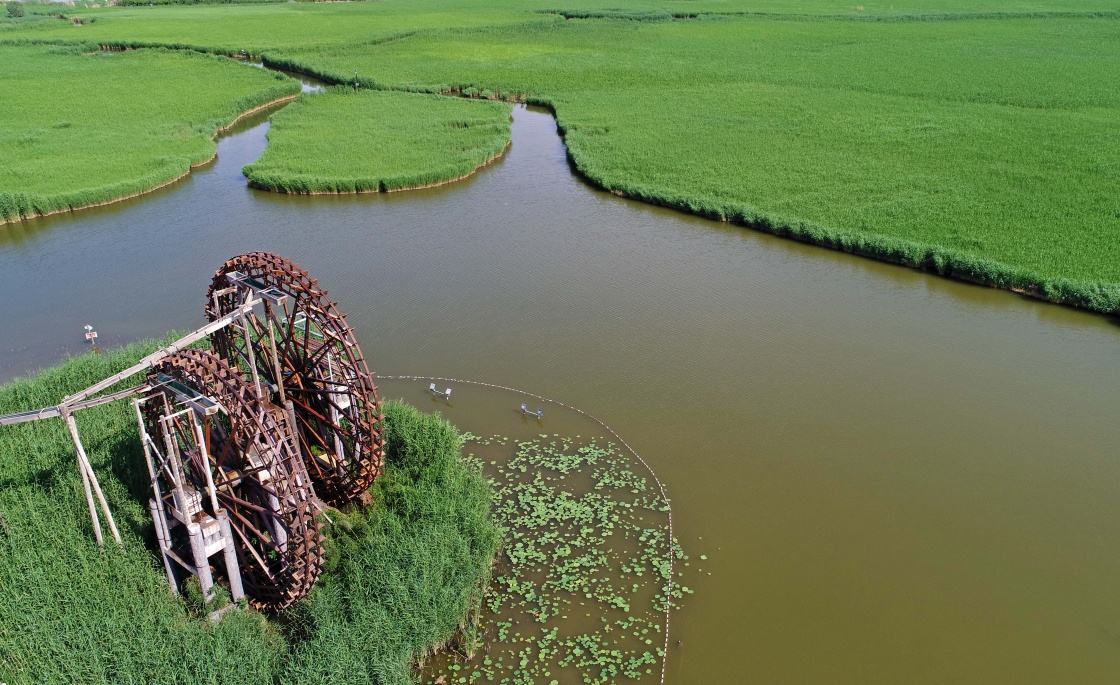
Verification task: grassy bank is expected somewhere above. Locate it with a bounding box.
[269,15,1120,311]
[1,2,1118,311]
[0,44,299,224]
[244,89,511,194]
[0,340,499,685]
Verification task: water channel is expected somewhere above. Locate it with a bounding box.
[2,85,1119,682]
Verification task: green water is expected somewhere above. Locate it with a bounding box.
[1,102,1119,682]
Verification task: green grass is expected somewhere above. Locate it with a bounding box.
[0,340,499,685]
[267,14,1120,311]
[0,44,299,223]
[278,401,500,685]
[0,1,562,52]
[244,89,511,193]
[1,2,1118,310]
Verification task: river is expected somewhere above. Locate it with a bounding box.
[2,93,1119,682]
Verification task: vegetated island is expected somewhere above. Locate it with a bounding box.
[1,0,1118,312]
[0,338,499,685]
[243,89,511,194]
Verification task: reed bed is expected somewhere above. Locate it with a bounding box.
[279,402,500,685]
[0,1,562,52]
[244,89,511,194]
[0,340,499,685]
[0,45,298,224]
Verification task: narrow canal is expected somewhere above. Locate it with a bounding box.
[2,95,1119,682]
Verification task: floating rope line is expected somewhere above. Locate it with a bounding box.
[379,374,675,685]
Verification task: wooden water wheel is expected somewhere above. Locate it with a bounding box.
[205,252,384,505]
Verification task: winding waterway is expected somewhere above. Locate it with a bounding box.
[3,96,1120,682]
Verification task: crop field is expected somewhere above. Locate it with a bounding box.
[0,1,1117,309]
[244,89,511,194]
[0,340,499,685]
[0,45,298,224]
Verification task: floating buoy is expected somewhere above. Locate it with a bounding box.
[520,403,543,420]
[429,382,452,401]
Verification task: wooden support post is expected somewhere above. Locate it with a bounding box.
[136,398,179,594]
[239,290,264,399]
[149,498,177,595]
[218,510,244,603]
[158,396,188,499]
[77,444,103,547]
[284,400,300,458]
[186,522,215,603]
[267,492,288,550]
[190,415,221,515]
[63,411,122,546]
[264,301,286,406]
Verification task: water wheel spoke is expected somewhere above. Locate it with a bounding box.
[288,395,360,445]
[216,490,269,515]
[284,385,355,397]
[301,337,339,373]
[225,514,278,581]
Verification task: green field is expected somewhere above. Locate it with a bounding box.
[245,89,511,193]
[0,341,498,685]
[266,15,1120,310]
[1,1,1118,309]
[0,44,298,223]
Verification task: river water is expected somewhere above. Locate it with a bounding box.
[2,99,1119,682]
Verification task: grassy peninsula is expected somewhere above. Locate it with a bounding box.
[244,90,511,194]
[0,340,499,685]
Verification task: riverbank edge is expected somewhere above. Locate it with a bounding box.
[0,49,300,226]
[0,337,501,683]
[241,86,512,195]
[244,137,512,195]
[254,52,1120,316]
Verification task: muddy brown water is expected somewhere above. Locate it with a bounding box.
[2,97,1120,682]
